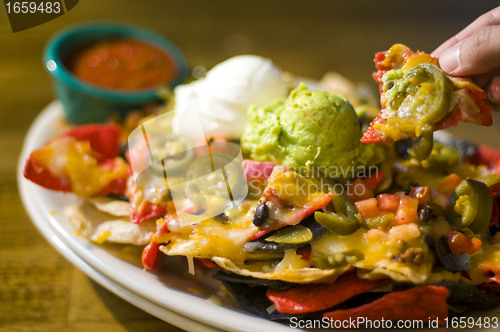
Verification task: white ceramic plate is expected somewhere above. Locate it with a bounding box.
[17,101,298,332]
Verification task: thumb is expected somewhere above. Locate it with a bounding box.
[439,25,500,76]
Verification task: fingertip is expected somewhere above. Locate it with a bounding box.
[488,76,500,110]
[438,43,461,74]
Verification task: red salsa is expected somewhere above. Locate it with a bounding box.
[65,38,178,90]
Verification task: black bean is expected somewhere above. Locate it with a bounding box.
[252,203,269,227]
[418,205,433,223]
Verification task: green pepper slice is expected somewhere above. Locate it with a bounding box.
[265,225,313,244]
[407,124,434,161]
[330,190,359,217]
[378,63,453,156]
[315,191,362,236]
[383,63,452,133]
[362,213,393,229]
[315,211,360,236]
[450,179,492,234]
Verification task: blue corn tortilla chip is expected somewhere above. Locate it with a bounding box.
[220,280,299,321]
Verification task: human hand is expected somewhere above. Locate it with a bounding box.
[432,6,500,110]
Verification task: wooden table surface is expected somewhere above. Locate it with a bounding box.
[1,1,500,331]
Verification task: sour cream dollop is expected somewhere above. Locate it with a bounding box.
[172,55,288,141]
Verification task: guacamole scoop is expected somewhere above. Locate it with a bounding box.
[241,83,377,177]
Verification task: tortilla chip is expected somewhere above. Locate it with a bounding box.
[213,270,297,291]
[323,285,448,325]
[87,196,130,217]
[220,280,298,321]
[266,270,390,314]
[64,199,155,245]
[211,256,350,284]
[356,258,432,284]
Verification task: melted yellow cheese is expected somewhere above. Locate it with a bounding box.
[32,137,128,196]
[311,227,433,283]
[158,203,259,263]
[469,243,500,284]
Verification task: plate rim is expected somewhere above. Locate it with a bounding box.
[17,101,299,332]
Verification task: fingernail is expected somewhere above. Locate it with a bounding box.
[439,43,461,74]
[488,77,500,107]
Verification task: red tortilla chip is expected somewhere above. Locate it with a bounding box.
[23,124,127,196]
[142,242,162,270]
[61,124,123,162]
[266,271,390,314]
[323,285,448,325]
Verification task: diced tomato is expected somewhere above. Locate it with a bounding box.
[266,271,390,314]
[323,286,449,325]
[466,237,482,255]
[392,196,419,225]
[142,242,162,270]
[377,194,400,212]
[355,198,382,219]
[437,173,462,196]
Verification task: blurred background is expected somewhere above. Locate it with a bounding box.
[1,1,499,331]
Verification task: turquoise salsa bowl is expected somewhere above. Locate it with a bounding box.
[43,22,189,124]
